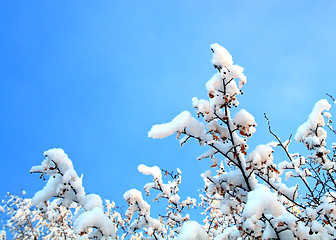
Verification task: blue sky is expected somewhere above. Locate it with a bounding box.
[1,0,336,215]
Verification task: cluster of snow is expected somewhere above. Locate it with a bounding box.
[206,120,229,142]
[123,164,197,238]
[205,44,247,110]
[210,43,246,87]
[178,221,207,240]
[30,148,115,238]
[295,99,331,148]
[148,111,192,139]
[138,164,162,183]
[295,99,335,171]
[148,111,206,140]
[123,188,164,237]
[233,109,257,137]
[192,97,214,122]
[213,226,240,240]
[210,43,233,68]
[246,145,274,170]
[205,72,223,94]
[243,185,283,219]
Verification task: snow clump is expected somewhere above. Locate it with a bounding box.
[178,221,208,240]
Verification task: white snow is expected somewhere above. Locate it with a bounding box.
[178,221,208,240]
[138,164,162,181]
[30,148,115,238]
[243,185,283,219]
[233,109,256,137]
[295,99,331,148]
[210,43,233,68]
[246,144,274,169]
[148,111,192,139]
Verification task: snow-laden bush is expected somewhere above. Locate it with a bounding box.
[2,43,336,239]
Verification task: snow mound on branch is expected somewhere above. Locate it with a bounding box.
[247,144,274,167]
[81,194,103,211]
[233,109,255,127]
[73,207,114,237]
[30,148,85,208]
[295,99,331,148]
[205,72,222,93]
[230,65,246,88]
[178,221,208,240]
[30,148,115,239]
[149,111,205,139]
[148,111,192,139]
[213,226,240,240]
[123,189,143,204]
[233,109,256,137]
[243,185,283,219]
[210,43,233,68]
[138,164,162,180]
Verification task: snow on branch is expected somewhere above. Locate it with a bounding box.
[30,148,115,239]
[295,99,331,149]
[122,164,196,239]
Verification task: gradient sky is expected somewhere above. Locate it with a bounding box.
[1,0,336,218]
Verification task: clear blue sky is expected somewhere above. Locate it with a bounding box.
[1,0,336,213]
